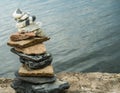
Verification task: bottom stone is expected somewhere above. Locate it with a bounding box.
[11,79,70,93]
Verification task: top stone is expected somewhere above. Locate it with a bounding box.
[10,8,49,42]
[12,8,42,34]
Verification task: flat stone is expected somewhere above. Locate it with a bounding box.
[18,65,54,77]
[15,71,56,84]
[20,55,53,69]
[10,32,36,41]
[7,37,50,48]
[11,78,70,93]
[15,43,46,54]
[11,48,52,62]
[11,48,51,61]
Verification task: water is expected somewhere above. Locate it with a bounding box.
[0,0,120,78]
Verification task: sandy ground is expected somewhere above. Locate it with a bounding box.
[0,72,120,93]
[0,79,15,93]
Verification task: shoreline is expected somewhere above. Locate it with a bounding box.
[0,72,120,93]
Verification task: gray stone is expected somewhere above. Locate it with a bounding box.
[11,48,53,69]
[32,79,70,93]
[11,48,52,62]
[16,8,22,14]
[15,71,56,84]
[11,78,70,93]
[20,56,52,69]
[11,78,32,93]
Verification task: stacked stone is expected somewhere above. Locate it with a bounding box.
[7,9,69,93]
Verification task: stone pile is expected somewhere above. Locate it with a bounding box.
[7,9,69,93]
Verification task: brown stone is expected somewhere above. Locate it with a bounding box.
[7,37,50,48]
[10,32,36,41]
[15,43,46,54]
[18,65,54,77]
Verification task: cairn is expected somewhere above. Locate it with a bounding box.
[7,9,70,93]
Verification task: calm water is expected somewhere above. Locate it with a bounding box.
[0,0,120,78]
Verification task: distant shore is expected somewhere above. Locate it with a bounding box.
[0,72,120,93]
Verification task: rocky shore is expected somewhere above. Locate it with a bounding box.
[0,72,120,93]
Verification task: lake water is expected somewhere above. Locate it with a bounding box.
[0,0,120,78]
